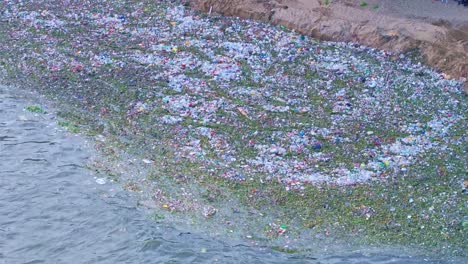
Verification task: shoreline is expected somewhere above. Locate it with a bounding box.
[0,0,466,260]
[186,0,468,89]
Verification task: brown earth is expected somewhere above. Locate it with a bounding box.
[185,0,468,89]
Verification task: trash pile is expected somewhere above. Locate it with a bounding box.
[0,0,466,188]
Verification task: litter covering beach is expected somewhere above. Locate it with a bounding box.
[0,0,466,259]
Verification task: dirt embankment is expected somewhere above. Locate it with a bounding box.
[186,0,468,88]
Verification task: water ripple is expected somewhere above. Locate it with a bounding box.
[0,85,452,264]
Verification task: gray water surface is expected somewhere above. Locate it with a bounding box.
[0,85,448,264]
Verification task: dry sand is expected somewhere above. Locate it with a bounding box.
[375,0,468,26]
[186,0,468,88]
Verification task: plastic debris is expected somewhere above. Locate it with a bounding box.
[0,0,465,189]
[95,178,107,185]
